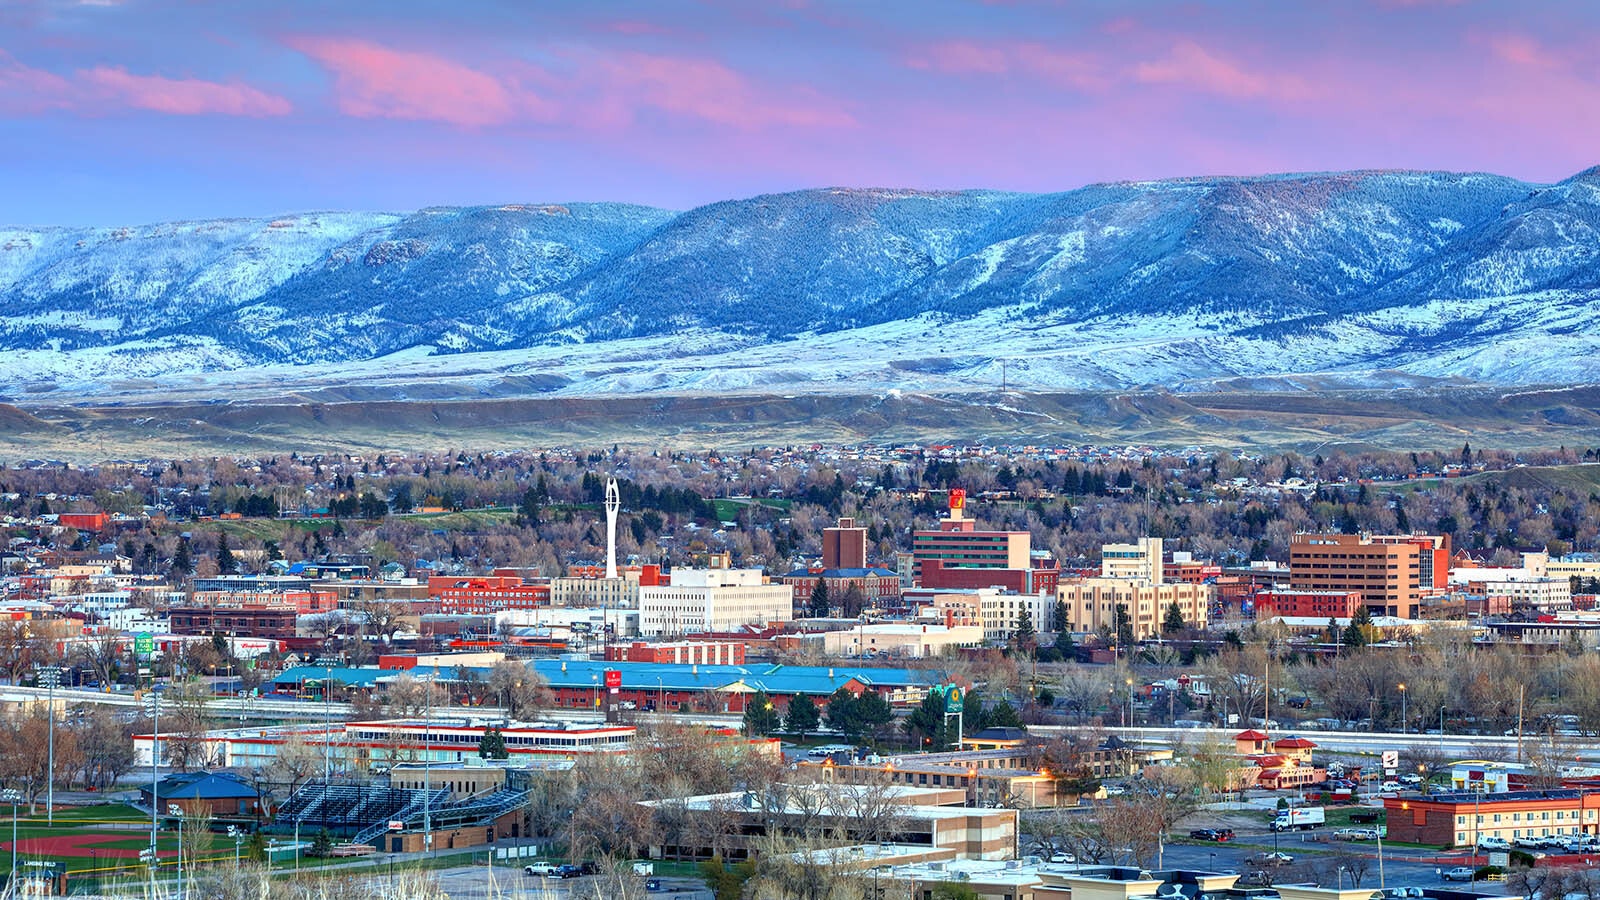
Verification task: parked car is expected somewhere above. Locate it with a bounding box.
[644,878,664,892]
[1189,829,1234,842]
[1400,774,1424,785]
[1477,836,1511,851]
[555,864,584,879]
[524,864,560,877]
[1442,867,1476,882]
[1381,781,1402,792]
[1248,852,1295,866]
[1049,853,1076,863]
[1333,828,1377,841]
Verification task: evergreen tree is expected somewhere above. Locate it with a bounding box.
[784,694,820,739]
[743,691,781,736]
[1162,601,1186,635]
[478,726,509,759]
[310,828,334,858]
[171,540,191,576]
[517,486,543,527]
[905,691,951,750]
[1012,609,1037,654]
[985,698,1024,730]
[825,688,861,740]
[963,688,988,733]
[1342,604,1372,648]
[1052,600,1068,633]
[1113,603,1135,651]
[216,534,235,574]
[809,579,830,618]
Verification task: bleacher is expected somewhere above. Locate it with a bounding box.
[273,782,448,836]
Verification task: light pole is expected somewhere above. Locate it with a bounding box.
[1398,682,1407,734]
[591,674,600,712]
[655,676,664,712]
[1439,706,1447,754]
[41,665,59,825]
[5,788,20,894]
[146,692,161,872]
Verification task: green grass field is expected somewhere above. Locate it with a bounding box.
[2,804,232,874]
[711,497,792,522]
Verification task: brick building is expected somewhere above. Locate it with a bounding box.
[822,517,868,570]
[604,640,746,665]
[1253,589,1365,620]
[1383,789,1600,848]
[429,575,550,613]
[1289,533,1423,618]
[169,605,298,640]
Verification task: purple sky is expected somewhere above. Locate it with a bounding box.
[3,0,1597,225]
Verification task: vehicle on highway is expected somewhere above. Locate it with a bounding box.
[1271,807,1325,831]
[524,863,560,877]
[1248,852,1294,866]
[1442,867,1476,882]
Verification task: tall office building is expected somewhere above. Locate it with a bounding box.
[1289,533,1421,618]
[823,517,869,570]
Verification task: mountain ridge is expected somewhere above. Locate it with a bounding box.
[4,167,1599,400]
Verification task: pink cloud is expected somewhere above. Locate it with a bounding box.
[1487,33,1561,69]
[0,51,75,112]
[907,41,1105,90]
[1,51,288,117]
[607,20,673,36]
[596,52,852,129]
[290,36,546,127]
[1134,40,1312,102]
[81,66,290,116]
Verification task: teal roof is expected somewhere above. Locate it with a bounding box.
[272,659,944,698]
[272,665,392,689]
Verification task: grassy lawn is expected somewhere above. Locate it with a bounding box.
[1,804,230,873]
[711,497,792,522]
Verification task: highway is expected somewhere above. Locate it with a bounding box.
[1032,724,1549,759]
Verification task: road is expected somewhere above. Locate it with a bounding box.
[1031,724,1536,759]
[432,864,711,900]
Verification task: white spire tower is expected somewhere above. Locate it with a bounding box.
[604,477,620,580]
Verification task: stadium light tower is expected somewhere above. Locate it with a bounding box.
[604,478,620,580]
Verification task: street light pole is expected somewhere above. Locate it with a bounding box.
[41,666,59,825]
[1398,682,1407,734]
[148,693,161,870]
[6,789,19,894]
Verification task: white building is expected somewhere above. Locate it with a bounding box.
[814,623,984,658]
[1100,537,1163,582]
[495,606,641,639]
[637,568,792,636]
[549,575,640,609]
[978,590,1055,642]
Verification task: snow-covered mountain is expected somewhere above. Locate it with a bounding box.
[4,168,1600,400]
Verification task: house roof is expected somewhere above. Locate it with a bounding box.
[1272,736,1316,748]
[1234,729,1269,740]
[140,771,257,801]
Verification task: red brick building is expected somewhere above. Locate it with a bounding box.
[169,605,298,640]
[1253,589,1364,620]
[57,511,111,532]
[604,640,746,666]
[1384,789,1600,848]
[429,575,550,613]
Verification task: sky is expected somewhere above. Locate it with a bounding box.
[2,0,1598,225]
